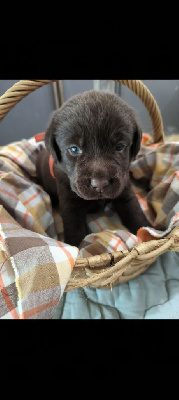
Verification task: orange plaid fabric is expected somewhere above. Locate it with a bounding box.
[0,133,179,318]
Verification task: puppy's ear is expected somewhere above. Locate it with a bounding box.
[130,120,142,160]
[45,117,61,162]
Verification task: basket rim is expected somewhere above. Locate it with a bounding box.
[0,79,165,143]
[66,226,179,291]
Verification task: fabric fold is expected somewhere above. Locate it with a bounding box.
[0,134,179,318]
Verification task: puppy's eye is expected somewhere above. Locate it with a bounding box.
[115,143,125,152]
[68,146,82,155]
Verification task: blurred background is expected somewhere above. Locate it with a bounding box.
[0,80,179,146]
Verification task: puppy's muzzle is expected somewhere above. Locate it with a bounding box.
[90,178,110,193]
[73,169,125,200]
[70,159,127,200]
[75,175,121,200]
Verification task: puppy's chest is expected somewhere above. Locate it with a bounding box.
[86,199,110,214]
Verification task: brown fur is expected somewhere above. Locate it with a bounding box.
[36,90,150,247]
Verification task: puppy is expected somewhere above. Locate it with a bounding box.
[36,90,150,247]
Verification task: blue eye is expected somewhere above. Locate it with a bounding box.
[115,143,125,151]
[69,146,82,155]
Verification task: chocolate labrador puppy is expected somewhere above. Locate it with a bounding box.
[36,90,150,247]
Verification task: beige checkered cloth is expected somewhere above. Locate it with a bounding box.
[0,134,179,318]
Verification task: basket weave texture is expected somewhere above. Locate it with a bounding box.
[0,79,179,291]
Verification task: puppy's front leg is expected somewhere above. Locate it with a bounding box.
[61,201,88,247]
[112,182,150,235]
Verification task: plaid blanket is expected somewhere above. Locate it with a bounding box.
[0,134,179,318]
[78,133,179,258]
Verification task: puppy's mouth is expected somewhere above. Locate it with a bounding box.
[71,177,124,200]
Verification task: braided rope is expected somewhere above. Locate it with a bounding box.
[0,80,55,122]
[66,226,179,291]
[0,79,164,144]
[115,80,165,143]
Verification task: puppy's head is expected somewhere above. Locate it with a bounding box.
[45,90,142,200]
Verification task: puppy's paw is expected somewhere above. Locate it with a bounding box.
[63,218,89,248]
[64,237,82,248]
[64,231,87,248]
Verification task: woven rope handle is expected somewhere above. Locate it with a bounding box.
[115,80,165,143]
[0,79,165,143]
[0,80,55,123]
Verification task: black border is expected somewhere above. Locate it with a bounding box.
[1,22,179,80]
[2,319,179,375]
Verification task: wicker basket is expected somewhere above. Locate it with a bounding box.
[0,79,179,292]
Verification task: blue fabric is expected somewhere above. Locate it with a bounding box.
[54,251,179,319]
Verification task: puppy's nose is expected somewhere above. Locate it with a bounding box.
[91,178,109,192]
